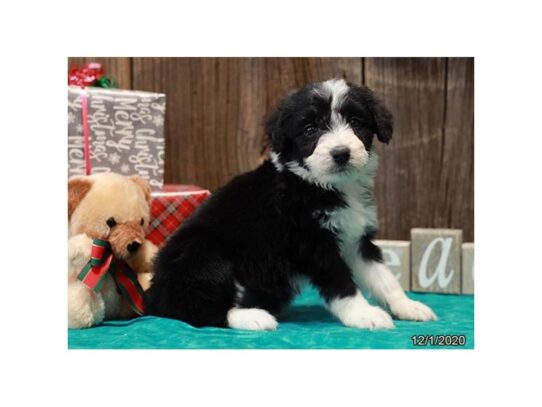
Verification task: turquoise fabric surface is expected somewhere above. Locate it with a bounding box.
[68,286,474,349]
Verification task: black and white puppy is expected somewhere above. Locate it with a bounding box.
[145,78,437,330]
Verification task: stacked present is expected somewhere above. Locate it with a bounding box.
[147,185,211,247]
[68,62,210,244]
[68,63,166,189]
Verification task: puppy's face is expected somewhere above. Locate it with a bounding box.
[267,79,393,187]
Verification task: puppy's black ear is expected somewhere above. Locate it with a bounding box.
[260,109,280,159]
[367,93,393,144]
[265,88,298,147]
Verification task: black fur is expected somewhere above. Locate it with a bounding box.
[360,231,384,263]
[145,79,393,328]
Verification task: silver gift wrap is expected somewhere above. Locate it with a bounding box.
[68,86,166,190]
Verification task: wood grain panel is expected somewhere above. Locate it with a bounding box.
[132,57,265,189]
[68,57,473,240]
[67,57,132,89]
[132,57,362,190]
[365,57,448,241]
[438,58,474,241]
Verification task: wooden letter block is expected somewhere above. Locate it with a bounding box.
[411,228,462,294]
[461,243,474,294]
[374,240,411,291]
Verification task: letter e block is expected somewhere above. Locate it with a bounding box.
[374,240,411,291]
[411,228,462,294]
[461,243,474,295]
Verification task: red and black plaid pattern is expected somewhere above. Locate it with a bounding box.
[146,185,211,247]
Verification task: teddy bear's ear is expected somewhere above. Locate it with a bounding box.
[68,177,93,221]
[130,175,152,205]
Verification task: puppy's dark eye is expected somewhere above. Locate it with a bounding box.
[350,118,363,130]
[140,218,144,226]
[304,125,319,137]
[106,217,117,228]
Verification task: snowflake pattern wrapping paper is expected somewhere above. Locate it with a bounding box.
[68,86,166,190]
[146,184,211,247]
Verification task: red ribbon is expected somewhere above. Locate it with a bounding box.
[69,63,103,175]
[78,239,145,316]
[81,91,91,175]
[68,63,104,87]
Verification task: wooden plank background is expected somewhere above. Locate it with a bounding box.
[67,57,474,241]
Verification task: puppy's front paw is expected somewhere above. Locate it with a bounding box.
[342,305,395,330]
[227,308,278,331]
[390,299,437,321]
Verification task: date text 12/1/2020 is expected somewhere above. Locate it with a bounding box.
[411,335,467,347]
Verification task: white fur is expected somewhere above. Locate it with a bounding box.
[321,78,349,114]
[305,123,369,183]
[284,149,377,191]
[227,308,278,331]
[284,160,331,188]
[316,78,349,128]
[317,153,379,238]
[353,261,437,321]
[316,152,437,322]
[388,297,438,321]
[234,280,246,304]
[327,290,394,329]
[270,152,284,172]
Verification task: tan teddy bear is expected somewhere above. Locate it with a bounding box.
[68,172,158,329]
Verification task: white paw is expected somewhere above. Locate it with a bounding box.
[328,291,394,329]
[227,308,278,331]
[68,282,105,329]
[390,299,437,321]
[342,304,395,330]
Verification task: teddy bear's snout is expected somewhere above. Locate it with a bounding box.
[127,241,141,253]
[108,221,145,259]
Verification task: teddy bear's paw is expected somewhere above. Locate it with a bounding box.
[68,309,96,329]
[68,282,105,329]
[68,234,94,260]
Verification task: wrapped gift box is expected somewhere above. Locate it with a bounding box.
[68,86,166,190]
[146,185,211,247]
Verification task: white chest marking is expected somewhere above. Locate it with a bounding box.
[317,180,378,268]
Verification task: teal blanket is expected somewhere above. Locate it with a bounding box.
[68,286,474,349]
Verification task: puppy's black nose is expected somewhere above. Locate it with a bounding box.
[330,147,351,166]
[127,241,141,253]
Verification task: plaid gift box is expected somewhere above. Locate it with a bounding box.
[146,185,211,247]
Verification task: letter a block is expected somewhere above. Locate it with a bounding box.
[461,243,474,295]
[411,228,462,294]
[374,240,411,291]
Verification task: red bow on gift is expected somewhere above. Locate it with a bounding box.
[68,62,117,88]
[68,62,104,87]
[69,62,118,175]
